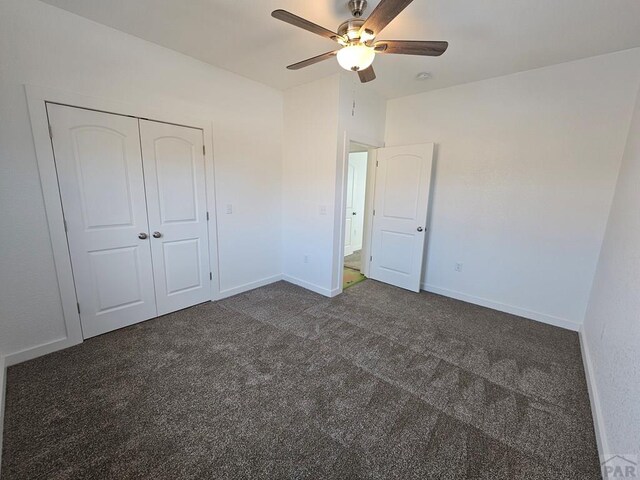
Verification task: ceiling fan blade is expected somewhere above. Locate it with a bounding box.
[359,0,414,37]
[374,40,449,56]
[287,51,338,70]
[357,66,376,83]
[272,9,342,42]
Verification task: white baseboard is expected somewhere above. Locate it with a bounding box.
[3,337,81,368]
[282,275,338,297]
[0,353,6,477]
[579,328,609,460]
[216,274,284,300]
[3,275,286,368]
[328,288,341,298]
[421,283,581,332]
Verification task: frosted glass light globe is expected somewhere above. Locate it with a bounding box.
[337,45,375,71]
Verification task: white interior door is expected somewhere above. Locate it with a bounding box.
[369,144,434,292]
[350,152,368,251]
[344,162,356,256]
[139,120,211,316]
[48,104,157,338]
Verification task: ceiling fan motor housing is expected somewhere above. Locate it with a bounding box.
[338,18,366,41]
[348,0,367,17]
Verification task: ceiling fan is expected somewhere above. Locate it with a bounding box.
[271,0,448,83]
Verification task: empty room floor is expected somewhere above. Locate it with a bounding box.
[1,281,599,479]
[343,267,366,289]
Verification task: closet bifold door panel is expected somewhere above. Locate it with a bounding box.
[47,104,158,338]
[139,120,211,316]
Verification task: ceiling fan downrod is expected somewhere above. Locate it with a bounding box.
[348,0,368,17]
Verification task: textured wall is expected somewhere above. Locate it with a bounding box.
[282,76,341,294]
[385,50,640,328]
[583,84,640,456]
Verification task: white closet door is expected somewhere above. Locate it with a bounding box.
[48,104,157,338]
[139,120,211,316]
[369,144,434,292]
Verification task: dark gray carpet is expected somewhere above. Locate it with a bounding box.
[345,250,362,271]
[1,280,599,479]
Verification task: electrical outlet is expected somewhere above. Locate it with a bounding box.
[455,262,463,272]
[225,204,233,214]
[304,254,310,264]
[319,205,327,216]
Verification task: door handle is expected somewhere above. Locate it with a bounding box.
[152,231,162,238]
[138,232,148,239]
[352,212,357,215]
[417,227,424,232]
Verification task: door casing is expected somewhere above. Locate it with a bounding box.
[336,137,382,293]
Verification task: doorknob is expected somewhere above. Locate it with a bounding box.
[417,227,424,232]
[152,231,162,238]
[138,232,148,239]
[352,212,357,215]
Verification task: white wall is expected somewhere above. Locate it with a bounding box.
[282,76,341,295]
[0,352,5,476]
[582,85,640,457]
[341,76,387,149]
[0,0,283,359]
[281,74,386,295]
[385,49,640,329]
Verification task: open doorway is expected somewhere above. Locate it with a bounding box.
[338,141,435,293]
[343,142,370,289]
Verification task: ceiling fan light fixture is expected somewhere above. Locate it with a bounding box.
[337,44,375,71]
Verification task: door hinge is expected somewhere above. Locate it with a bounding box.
[76,302,81,314]
[373,209,376,216]
[206,211,210,221]
[48,124,53,139]
[63,218,68,232]
[376,160,379,167]
[203,145,206,156]
[209,272,213,281]
[370,256,373,262]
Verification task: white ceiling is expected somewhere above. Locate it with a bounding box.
[40,0,640,98]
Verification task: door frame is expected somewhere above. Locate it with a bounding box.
[23,85,220,363]
[335,132,383,294]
